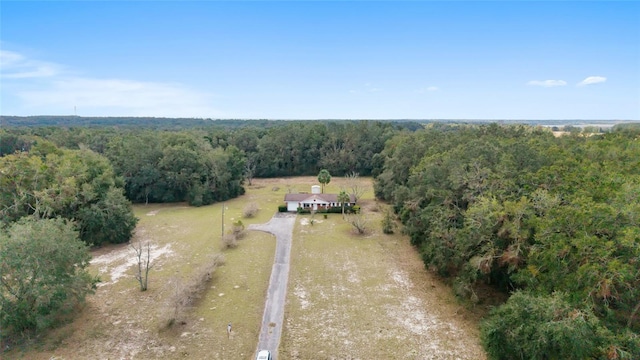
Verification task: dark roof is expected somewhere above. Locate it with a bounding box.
[284,193,355,203]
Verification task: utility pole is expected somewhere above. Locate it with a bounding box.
[221,202,225,238]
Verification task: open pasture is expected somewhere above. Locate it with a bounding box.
[5,177,485,359]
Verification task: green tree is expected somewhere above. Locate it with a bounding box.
[481,291,603,360]
[0,218,98,339]
[317,169,331,193]
[105,131,163,204]
[0,146,137,246]
[337,190,350,219]
[381,209,395,234]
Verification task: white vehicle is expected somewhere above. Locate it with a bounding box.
[256,350,272,360]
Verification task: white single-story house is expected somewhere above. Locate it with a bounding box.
[284,185,355,212]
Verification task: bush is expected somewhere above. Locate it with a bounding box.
[166,254,225,327]
[232,220,245,239]
[222,233,238,249]
[278,205,288,212]
[347,214,369,235]
[481,291,604,360]
[243,202,259,218]
[381,209,395,234]
[327,206,350,214]
[297,207,311,214]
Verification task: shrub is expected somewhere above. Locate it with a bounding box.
[166,254,225,327]
[222,233,238,249]
[278,205,288,212]
[327,206,350,214]
[297,207,311,214]
[232,220,245,239]
[381,209,395,234]
[243,202,259,218]
[347,214,369,235]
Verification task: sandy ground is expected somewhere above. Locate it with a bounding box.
[282,214,487,360]
[4,177,488,360]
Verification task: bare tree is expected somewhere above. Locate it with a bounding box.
[347,213,369,235]
[244,157,256,186]
[131,239,154,291]
[345,171,368,202]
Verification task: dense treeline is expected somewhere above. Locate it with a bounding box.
[0,140,132,340]
[1,121,404,204]
[375,123,640,358]
[1,115,629,130]
[0,119,404,340]
[106,131,246,205]
[3,119,639,356]
[0,115,425,131]
[0,140,137,246]
[0,116,288,129]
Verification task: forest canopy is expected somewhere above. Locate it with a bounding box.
[1,118,639,357]
[374,123,640,358]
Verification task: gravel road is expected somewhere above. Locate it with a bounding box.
[248,212,297,360]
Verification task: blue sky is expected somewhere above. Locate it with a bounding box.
[1,1,638,120]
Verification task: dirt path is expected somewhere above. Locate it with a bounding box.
[248,212,297,360]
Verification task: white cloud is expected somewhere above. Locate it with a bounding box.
[527,79,567,87]
[18,77,222,117]
[577,76,606,86]
[3,49,223,117]
[0,50,60,78]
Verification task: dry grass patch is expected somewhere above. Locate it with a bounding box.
[3,177,487,360]
[164,254,226,328]
[4,194,276,360]
[281,179,486,359]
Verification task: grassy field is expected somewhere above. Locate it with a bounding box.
[281,179,486,359]
[4,176,486,360]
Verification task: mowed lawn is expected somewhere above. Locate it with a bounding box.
[5,176,486,360]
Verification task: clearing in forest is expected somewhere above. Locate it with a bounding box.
[4,177,485,360]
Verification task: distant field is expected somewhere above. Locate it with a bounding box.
[5,177,486,360]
